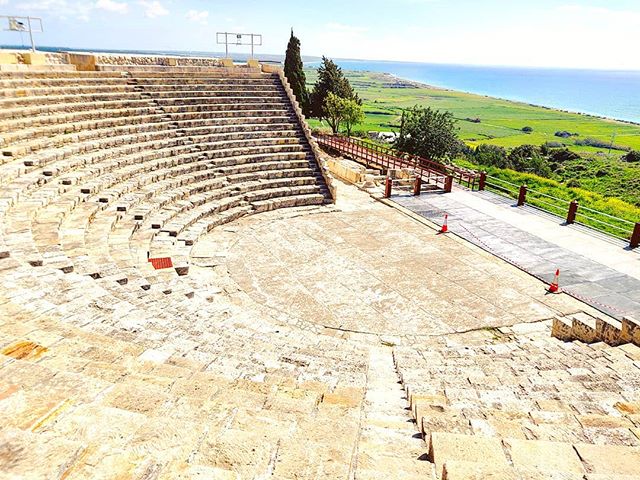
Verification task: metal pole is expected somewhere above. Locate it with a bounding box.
[566,201,579,224]
[251,34,254,59]
[630,223,640,249]
[479,172,487,191]
[517,184,527,206]
[27,17,35,52]
[384,177,392,198]
[225,32,228,58]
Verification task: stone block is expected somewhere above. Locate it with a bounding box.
[595,315,624,346]
[429,432,508,476]
[442,460,518,480]
[621,317,640,345]
[574,443,640,476]
[571,312,600,343]
[0,52,18,64]
[552,316,574,341]
[505,438,585,474]
[22,52,48,65]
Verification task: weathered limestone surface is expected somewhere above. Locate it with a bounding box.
[0,66,638,478]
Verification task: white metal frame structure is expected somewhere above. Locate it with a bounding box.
[1,15,43,52]
[216,32,262,59]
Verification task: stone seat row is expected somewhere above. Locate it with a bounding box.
[393,331,640,445]
[0,282,368,478]
[1,110,298,158]
[3,126,306,192]
[429,431,640,480]
[0,77,281,97]
[553,311,640,347]
[0,88,287,111]
[3,149,319,272]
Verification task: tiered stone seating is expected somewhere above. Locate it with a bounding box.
[553,312,640,347]
[6,63,637,478]
[393,322,640,479]
[0,67,365,477]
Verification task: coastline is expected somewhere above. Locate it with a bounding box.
[379,71,640,128]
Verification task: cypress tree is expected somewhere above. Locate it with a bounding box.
[284,29,310,116]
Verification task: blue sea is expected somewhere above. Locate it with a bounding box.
[322,60,640,124]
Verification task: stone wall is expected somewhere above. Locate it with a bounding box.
[268,64,337,202]
[94,53,221,67]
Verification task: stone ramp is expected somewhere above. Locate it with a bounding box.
[393,189,640,320]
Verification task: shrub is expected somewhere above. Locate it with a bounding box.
[548,148,581,163]
[622,150,640,163]
[575,137,630,152]
[473,144,510,168]
[522,126,533,133]
[509,144,552,177]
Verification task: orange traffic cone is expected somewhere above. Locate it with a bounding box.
[440,214,449,233]
[548,269,561,293]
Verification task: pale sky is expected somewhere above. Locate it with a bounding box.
[0,0,639,70]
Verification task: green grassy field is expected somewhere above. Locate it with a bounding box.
[454,158,640,239]
[306,68,640,234]
[306,69,640,154]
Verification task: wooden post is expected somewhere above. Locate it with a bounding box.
[384,176,392,198]
[517,184,527,206]
[566,200,579,224]
[479,172,487,191]
[413,175,422,196]
[444,175,453,193]
[631,223,640,249]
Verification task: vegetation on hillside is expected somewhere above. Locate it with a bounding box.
[309,57,361,119]
[305,69,640,153]
[306,69,640,210]
[395,106,460,160]
[455,158,640,239]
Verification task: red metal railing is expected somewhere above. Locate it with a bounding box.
[316,134,640,249]
[315,134,480,190]
[316,134,453,191]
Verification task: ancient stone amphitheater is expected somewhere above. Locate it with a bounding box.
[1,53,639,479]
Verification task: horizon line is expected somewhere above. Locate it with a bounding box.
[2,44,640,73]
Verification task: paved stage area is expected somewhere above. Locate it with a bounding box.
[393,188,640,321]
[192,181,601,344]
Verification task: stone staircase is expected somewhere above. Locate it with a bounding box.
[553,312,640,347]
[393,321,640,479]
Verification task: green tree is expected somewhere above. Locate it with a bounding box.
[394,106,460,160]
[342,99,365,136]
[473,144,510,168]
[310,57,360,119]
[323,92,345,134]
[284,29,310,116]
